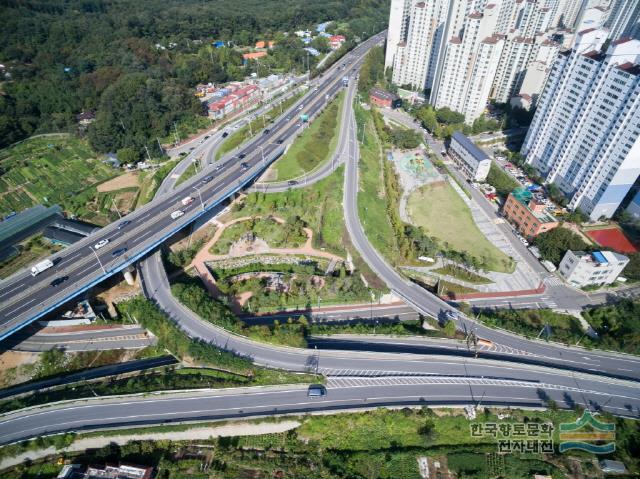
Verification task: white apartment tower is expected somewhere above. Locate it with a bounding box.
[522,36,640,220]
[606,0,640,40]
[432,4,505,122]
[387,0,452,91]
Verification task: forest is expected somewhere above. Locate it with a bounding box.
[0,0,389,153]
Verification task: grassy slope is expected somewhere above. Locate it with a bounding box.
[355,105,400,264]
[269,91,345,182]
[407,183,513,273]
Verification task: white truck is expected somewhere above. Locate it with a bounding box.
[181,196,194,206]
[31,259,54,277]
[170,210,185,220]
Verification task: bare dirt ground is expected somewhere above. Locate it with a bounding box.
[0,351,39,387]
[169,224,218,253]
[97,172,140,192]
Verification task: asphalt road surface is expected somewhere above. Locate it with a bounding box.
[0,369,638,445]
[0,32,385,340]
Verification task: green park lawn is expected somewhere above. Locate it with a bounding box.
[0,135,116,216]
[408,182,514,273]
[268,91,344,182]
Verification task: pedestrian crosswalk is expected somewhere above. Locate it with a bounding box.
[545,276,563,287]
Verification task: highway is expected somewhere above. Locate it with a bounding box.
[0,33,384,341]
[0,33,639,444]
[251,77,355,193]
[0,363,639,445]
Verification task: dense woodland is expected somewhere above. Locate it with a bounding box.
[0,0,389,153]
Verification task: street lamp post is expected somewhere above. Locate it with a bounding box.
[90,246,106,274]
[259,145,266,165]
[192,185,204,211]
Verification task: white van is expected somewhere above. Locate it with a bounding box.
[170,210,184,220]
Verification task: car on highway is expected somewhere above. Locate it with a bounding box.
[94,239,109,250]
[215,164,223,171]
[263,128,270,135]
[117,220,132,230]
[202,176,213,183]
[50,276,69,287]
[222,132,228,138]
[112,247,127,257]
[240,162,250,171]
[288,180,298,186]
[238,153,246,159]
[171,210,185,220]
[276,138,285,144]
[307,384,326,397]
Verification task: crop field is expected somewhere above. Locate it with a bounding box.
[0,135,116,216]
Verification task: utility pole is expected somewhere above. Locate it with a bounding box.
[156,137,164,156]
[173,122,180,146]
[144,145,152,161]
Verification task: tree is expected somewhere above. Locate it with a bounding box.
[117,147,139,165]
[436,107,465,125]
[415,105,438,133]
[534,227,590,265]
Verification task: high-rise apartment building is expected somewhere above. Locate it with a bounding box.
[522,36,640,220]
[431,5,505,121]
[606,0,640,40]
[386,0,452,91]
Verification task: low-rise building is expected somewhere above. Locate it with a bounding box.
[369,88,402,109]
[57,463,153,479]
[502,188,559,238]
[207,84,260,120]
[559,250,629,287]
[329,34,345,49]
[242,51,268,62]
[449,131,491,182]
[599,459,627,475]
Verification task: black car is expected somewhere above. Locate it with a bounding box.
[240,162,250,171]
[50,276,69,287]
[276,138,285,145]
[202,175,213,183]
[117,220,132,230]
[112,247,127,257]
[238,153,246,159]
[263,128,270,135]
[204,135,210,139]
[288,180,298,186]
[221,132,229,138]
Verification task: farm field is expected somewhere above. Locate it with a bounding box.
[0,135,116,216]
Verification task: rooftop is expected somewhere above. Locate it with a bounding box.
[451,131,489,163]
[370,87,400,102]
